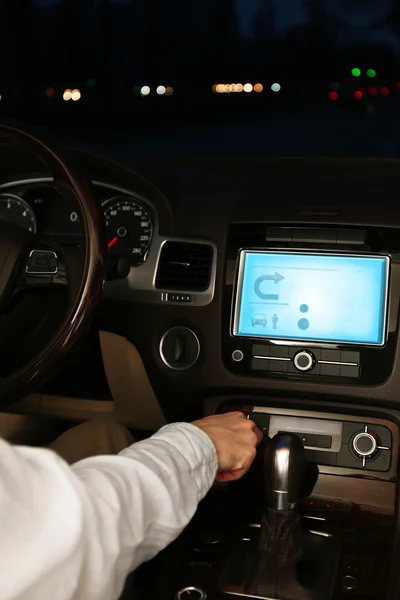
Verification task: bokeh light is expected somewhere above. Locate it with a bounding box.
[63,89,72,101]
[71,89,81,101]
[330,82,339,91]
[254,83,263,92]
[351,68,361,77]
[45,87,55,98]
[271,83,281,92]
[328,91,338,101]
[368,87,378,96]
[140,85,150,96]
[156,85,166,95]
[381,87,390,96]
[353,90,363,100]
[366,69,376,78]
[165,86,174,96]
[243,83,253,93]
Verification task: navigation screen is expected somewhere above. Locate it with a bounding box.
[233,251,389,346]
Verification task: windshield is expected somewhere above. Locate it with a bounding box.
[1,0,399,157]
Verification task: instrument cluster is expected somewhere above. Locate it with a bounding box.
[0,182,155,266]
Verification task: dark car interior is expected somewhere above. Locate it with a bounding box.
[2,1,400,600]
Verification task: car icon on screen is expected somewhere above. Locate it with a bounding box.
[252,313,267,327]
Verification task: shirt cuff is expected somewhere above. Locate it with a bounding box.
[153,422,218,500]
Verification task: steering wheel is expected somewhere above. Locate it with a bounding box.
[0,124,105,406]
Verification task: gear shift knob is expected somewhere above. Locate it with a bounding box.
[264,432,306,510]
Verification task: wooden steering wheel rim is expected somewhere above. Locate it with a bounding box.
[0,124,105,406]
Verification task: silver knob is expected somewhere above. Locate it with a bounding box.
[293,350,315,372]
[352,432,377,458]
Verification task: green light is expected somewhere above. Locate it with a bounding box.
[367,69,376,78]
[351,68,361,77]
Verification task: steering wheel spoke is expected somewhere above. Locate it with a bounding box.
[24,249,67,288]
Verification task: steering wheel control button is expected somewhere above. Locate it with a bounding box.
[176,588,207,600]
[160,327,200,370]
[232,349,244,363]
[26,250,58,275]
[293,350,315,372]
[352,432,377,458]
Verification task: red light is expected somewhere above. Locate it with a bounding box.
[396,82,400,89]
[381,87,390,96]
[369,87,378,96]
[328,91,338,101]
[353,90,363,100]
[108,236,118,248]
[325,503,331,508]
[309,501,314,506]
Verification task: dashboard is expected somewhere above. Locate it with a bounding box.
[0,179,155,266]
[5,150,400,600]
[4,152,400,424]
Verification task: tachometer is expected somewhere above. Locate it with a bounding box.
[102,196,153,266]
[0,193,36,233]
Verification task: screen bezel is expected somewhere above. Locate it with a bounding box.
[231,249,391,347]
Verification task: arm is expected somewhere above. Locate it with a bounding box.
[0,423,217,600]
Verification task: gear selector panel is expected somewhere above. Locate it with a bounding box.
[248,407,396,477]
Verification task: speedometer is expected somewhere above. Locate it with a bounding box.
[102,196,153,266]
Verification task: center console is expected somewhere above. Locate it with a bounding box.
[147,397,399,600]
[223,225,400,384]
[137,224,400,600]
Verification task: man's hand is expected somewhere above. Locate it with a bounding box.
[192,412,263,482]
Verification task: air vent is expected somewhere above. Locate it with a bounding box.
[155,241,213,292]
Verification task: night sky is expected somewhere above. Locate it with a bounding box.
[36,0,396,45]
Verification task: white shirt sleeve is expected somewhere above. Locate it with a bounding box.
[0,422,218,600]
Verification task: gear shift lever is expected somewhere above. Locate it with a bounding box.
[264,432,305,510]
[242,432,339,600]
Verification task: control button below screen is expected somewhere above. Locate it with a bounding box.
[293,350,315,372]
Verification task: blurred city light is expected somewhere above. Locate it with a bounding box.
[369,87,378,96]
[330,82,339,91]
[254,83,263,92]
[165,86,174,96]
[271,83,281,92]
[0,94,2,101]
[156,85,166,95]
[328,91,338,101]
[140,86,150,96]
[235,83,244,92]
[396,82,400,89]
[366,69,376,78]
[353,90,363,100]
[71,89,81,101]
[351,68,361,77]
[63,89,72,101]
[45,87,56,98]
[243,83,253,92]
[381,87,390,96]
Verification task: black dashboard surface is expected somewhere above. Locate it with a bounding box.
[4,147,400,420]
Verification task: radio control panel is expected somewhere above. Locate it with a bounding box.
[251,344,360,378]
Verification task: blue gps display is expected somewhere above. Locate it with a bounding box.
[233,251,389,346]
